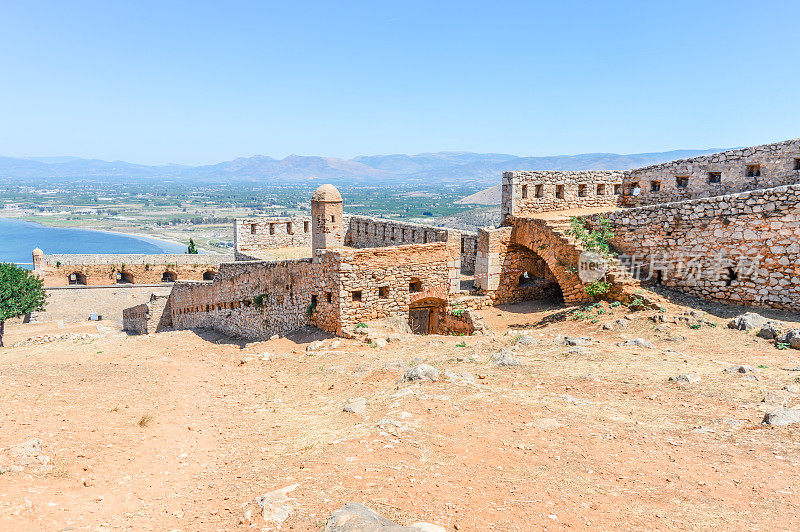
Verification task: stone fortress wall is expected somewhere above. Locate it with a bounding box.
[170,260,316,340]
[584,183,800,312]
[122,294,172,334]
[164,240,460,340]
[234,216,312,259]
[501,170,624,222]
[622,138,800,207]
[149,184,464,341]
[121,137,800,340]
[34,251,229,287]
[233,212,478,275]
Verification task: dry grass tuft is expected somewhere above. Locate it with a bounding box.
[137,413,154,427]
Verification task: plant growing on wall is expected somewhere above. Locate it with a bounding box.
[569,216,616,296]
[568,216,615,258]
[0,263,47,347]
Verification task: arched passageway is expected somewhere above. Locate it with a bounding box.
[68,272,87,285]
[496,243,563,304]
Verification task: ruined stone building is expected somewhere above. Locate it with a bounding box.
[88,137,800,339]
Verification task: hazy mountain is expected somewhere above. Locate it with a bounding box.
[352,152,518,174]
[183,154,390,182]
[0,148,730,184]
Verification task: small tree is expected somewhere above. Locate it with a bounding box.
[186,238,198,254]
[0,263,47,347]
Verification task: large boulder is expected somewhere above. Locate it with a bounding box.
[323,502,445,531]
[728,312,766,331]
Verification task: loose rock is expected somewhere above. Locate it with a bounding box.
[728,312,766,331]
[492,348,519,367]
[724,365,756,374]
[323,502,445,531]
[402,364,440,382]
[775,330,800,349]
[623,338,655,349]
[762,408,800,426]
[669,373,701,384]
[757,322,783,340]
[343,397,367,415]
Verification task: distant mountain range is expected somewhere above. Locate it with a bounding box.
[0,148,730,185]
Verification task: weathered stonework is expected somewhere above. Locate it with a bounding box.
[586,184,800,312]
[622,138,800,207]
[34,252,228,287]
[122,137,800,340]
[475,220,592,305]
[234,216,311,259]
[501,170,624,223]
[122,294,172,334]
[234,213,478,273]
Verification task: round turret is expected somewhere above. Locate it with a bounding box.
[32,248,44,270]
[310,184,344,256]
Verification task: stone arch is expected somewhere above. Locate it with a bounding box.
[509,219,592,304]
[496,243,563,304]
[68,272,87,285]
[117,271,135,284]
[161,271,178,283]
[202,270,216,281]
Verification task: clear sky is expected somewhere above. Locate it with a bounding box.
[2,0,799,165]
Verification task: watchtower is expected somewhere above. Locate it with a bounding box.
[32,248,44,270]
[311,184,344,257]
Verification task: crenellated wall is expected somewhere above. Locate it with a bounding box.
[501,170,624,222]
[584,184,800,311]
[622,139,800,207]
[234,216,312,259]
[344,215,449,248]
[35,252,228,287]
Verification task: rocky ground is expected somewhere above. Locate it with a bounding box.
[2,295,800,531]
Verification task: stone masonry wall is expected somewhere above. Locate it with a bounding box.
[170,260,316,341]
[622,139,800,207]
[234,216,312,259]
[502,170,624,222]
[460,233,477,275]
[123,294,172,334]
[37,253,228,287]
[474,226,562,304]
[316,242,455,334]
[585,184,800,311]
[344,215,449,248]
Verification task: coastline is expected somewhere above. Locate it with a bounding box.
[0,216,219,255]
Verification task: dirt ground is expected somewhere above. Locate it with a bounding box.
[2,295,800,531]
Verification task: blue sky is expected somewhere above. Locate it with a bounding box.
[1,0,799,165]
